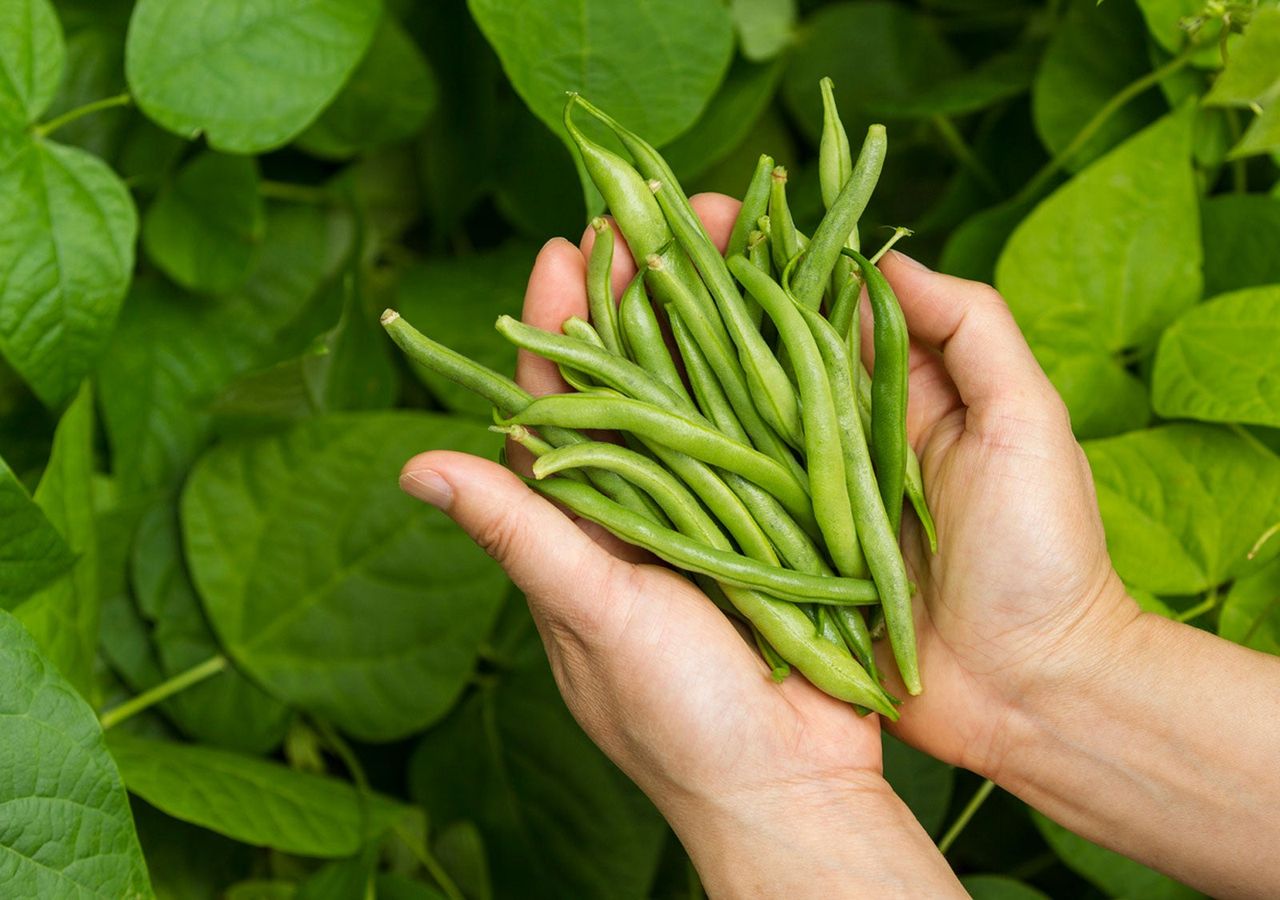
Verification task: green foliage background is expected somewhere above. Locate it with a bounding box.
[1,0,1278,896]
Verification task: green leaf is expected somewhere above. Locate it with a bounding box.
[297,14,438,160]
[938,196,1035,284]
[0,0,65,129]
[467,0,734,148]
[394,244,536,418]
[996,106,1200,352]
[0,137,137,407]
[1152,287,1280,427]
[15,383,98,696]
[729,0,796,62]
[491,105,584,238]
[377,874,447,900]
[781,1,961,141]
[131,799,254,900]
[1083,424,1280,595]
[0,608,153,897]
[1219,555,1280,655]
[959,875,1051,900]
[0,453,74,608]
[434,821,491,900]
[41,10,130,158]
[1134,0,1235,66]
[874,44,1039,119]
[409,599,666,900]
[1032,0,1168,171]
[882,734,954,836]
[107,732,408,857]
[1205,7,1280,157]
[141,151,265,294]
[1201,194,1280,296]
[124,0,383,153]
[182,412,508,741]
[1033,811,1202,899]
[296,848,377,900]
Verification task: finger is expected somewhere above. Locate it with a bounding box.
[689,193,743,252]
[877,251,1066,430]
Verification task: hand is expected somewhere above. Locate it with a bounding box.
[399,197,963,897]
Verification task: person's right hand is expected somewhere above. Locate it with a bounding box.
[864,253,1138,772]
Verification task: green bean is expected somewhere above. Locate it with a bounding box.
[562,315,606,349]
[616,273,692,406]
[828,267,862,340]
[842,249,909,537]
[571,95,803,450]
[832,608,882,686]
[767,167,801,278]
[381,309,664,522]
[819,78,854,219]
[669,309,747,442]
[743,230,769,327]
[527,477,874,606]
[728,154,775,259]
[795,299,917,694]
[493,425,588,484]
[790,125,886,310]
[587,218,624,355]
[729,256,864,579]
[751,626,792,682]
[503,394,816,531]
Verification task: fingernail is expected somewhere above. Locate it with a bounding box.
[891,250,930,271]
[400,469,453,509]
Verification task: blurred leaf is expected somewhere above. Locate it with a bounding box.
[1205,8,1280,157]
[1033,0,1167,171]
[1220,555,1280,654]
[1033,811,1202,898]
[0,608,153,897]
[108,732,408,857]
[42,10,130,158]
[1201,194,1280,295]
[882,734,954,836]
[492,105,585,238]
[298,14,438,160]
[409,599,666,900]
[131,799,256,900]
[730,0,796,62]
[1134,0,1232,66]
[125,0,382,153]
[0,453,74,608]
[960,875,1051,900]
[296,848,377,900]
[182,412,507,741]
[1083,424,1280,594]
[377,874,447,900]
[0,137,137,406]
[395,244,537,418]
[143,151,265,294]
[879,44,1038,119]
[224,882,297,900]
[434,821,492,900]
[1153,287,1280,427]
[938,195,1036,283]
[0,0,64,129]
[782,1,961,141]
[997,106,1200,351]
[14,383,98,695]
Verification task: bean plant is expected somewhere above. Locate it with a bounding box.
[0,0,1277,897]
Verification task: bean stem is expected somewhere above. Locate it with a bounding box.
[937,779,996,854]
[932,115,1001,198]
[99,654,228,730]
[34,92,131,138]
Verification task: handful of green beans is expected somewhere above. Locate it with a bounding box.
[381,81,937,719]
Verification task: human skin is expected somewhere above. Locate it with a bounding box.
[400,195,1280,899]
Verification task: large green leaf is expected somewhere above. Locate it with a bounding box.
[141,151,265,294]
[960,876,1051,900]
[1152,287,1280,427]
[0,137,137,406]
[124,0,383,153]
[394,244,536,418]
[1083,424,1280,595]
[1033,812,1202,899]
[467,0,733,149]
[15,383,98,696]
[107,733,407,857]
[297,13,438,160]
[1032,0,1167,171]
[0,453,73,607]
[182,412,507,741]
[882,734,954,836]
[1204,7,1280,158]
[1201,194,1280,296]
[996,106,1200,352]
[0,0,65,129]
[0,609,152,897]
[1219,555,1280,655]
[409,599,666,900]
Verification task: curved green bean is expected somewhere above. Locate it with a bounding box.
[728,154,775,259]
[587,218,623,355]
[616,273,693,406]
[768,166,802,277]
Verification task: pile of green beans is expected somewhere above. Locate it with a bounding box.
[381,81,939,717]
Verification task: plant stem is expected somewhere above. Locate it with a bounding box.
[1177,585,1220,623]
[1249,521,1280,559]
[99,654,227,730]
[1016,45,1200,203]
[1225,108,1248,192]
[937,778,996,854]
[34,93,131,138]
[393,822,466,900]
[258,179,334,205]
[932,115,1002,198]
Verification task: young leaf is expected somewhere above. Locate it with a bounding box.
[1219,556,1280,655]
[0,138,137,407]
[142,151,265,294]
[107,733,408,857]
[124,0,382,153]
[1083,424,1280,595]
[0,453,74,608]
[996,106,1200,352]
[1033,812,1201,899]
[182,412,508,741]
[297,14,438,160]
[1204,8,1280,158]
[1152,286,1280,427]
[0,0,65,129]
[0,609,153,897]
